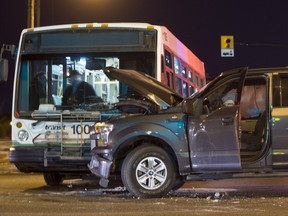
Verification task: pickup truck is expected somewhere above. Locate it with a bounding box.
[89,67,288,198]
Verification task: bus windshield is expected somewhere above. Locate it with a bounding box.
[16,53,155,117]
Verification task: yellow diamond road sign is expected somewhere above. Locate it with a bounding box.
[221,35,234,57]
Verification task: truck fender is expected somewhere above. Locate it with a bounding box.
[110,123,191,173]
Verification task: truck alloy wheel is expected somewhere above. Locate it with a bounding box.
[121,145,176,198]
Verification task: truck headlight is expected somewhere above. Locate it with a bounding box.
[93,123,114,147]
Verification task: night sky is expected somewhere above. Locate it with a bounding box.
[1,0,288,115]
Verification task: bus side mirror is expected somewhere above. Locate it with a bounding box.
[182,99,194,115]
[0,59,8,81]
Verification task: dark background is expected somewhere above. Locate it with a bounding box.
[1,0,288,119]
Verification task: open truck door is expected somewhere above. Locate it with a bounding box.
[184,68,247,171]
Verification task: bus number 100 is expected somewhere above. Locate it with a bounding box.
[72,125,90,135]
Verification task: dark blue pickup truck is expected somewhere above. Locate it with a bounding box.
[89,67,288,198]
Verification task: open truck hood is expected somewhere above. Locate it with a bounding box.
[103,68,183,107]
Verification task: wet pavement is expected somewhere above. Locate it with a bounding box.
[2,139,288,215]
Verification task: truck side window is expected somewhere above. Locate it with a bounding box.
[273,75,288,107]
[202,81,238,113]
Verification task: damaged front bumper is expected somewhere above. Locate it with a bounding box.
[88,147,112,187]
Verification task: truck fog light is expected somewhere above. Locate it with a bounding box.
[18,130,29,142]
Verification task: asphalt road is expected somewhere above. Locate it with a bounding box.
[2,139,288,215]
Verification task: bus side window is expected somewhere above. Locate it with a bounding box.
[164,50,172,69]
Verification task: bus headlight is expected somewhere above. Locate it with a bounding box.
[18,130,29,142]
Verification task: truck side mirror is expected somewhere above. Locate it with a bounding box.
[182,99,194,115]
[0,59,8,81]
[202,98,210,115]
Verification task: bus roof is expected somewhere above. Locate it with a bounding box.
[22,22,158,33]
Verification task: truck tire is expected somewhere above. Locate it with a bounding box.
[121,145,176,198]
[43,172,63,186]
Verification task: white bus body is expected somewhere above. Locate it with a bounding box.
[8,23,205,185]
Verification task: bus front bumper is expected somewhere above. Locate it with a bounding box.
[9,147,91,173]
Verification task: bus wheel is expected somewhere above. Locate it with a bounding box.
[121,145,176,198]
[43,172,63,186]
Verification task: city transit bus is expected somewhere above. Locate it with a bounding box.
[0,23,205,185]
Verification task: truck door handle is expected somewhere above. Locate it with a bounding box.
[222,117,234,125]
